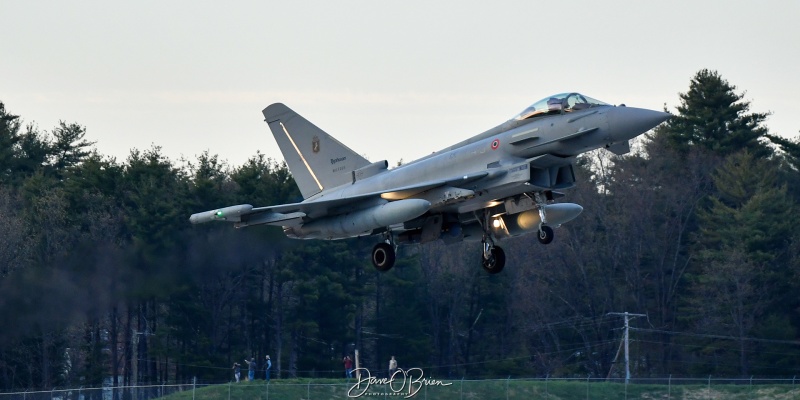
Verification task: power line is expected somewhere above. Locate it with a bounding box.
[633,338,800,359]
[629,327,800,346]
[632,339,800,373]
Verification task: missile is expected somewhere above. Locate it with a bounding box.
[499,203,583,236]
[290,199,431,239]
[189,204,253,224]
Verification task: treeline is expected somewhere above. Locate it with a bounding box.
[1,69,800,391]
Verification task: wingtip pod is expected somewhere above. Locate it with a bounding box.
[189,204,254,224]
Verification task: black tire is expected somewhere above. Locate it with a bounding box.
[481,246,506,274]
[538,226,554,245]
[372,243,396,272]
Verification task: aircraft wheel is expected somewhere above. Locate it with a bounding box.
[372,243,396,272]
[538,226,554,244]
[481,246,505,274]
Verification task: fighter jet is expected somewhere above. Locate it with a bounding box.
[190,93,669,273]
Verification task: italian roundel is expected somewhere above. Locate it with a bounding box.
[491,139,500,150]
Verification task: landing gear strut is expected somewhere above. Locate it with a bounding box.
[479,210,506,274]
[372,234,396,272]
[534,193,555,245]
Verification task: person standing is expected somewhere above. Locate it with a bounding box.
[232,362,241,383]
[244,357,256,381]
[343,355,353,378]
[265,355,272,381]
[388,356,397,377]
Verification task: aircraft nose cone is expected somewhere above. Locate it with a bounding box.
[607,107,671,141]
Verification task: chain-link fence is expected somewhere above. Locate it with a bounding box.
[0,383,186,400]
[0,376,798,400]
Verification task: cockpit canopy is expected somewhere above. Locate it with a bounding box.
[513,93,610,121]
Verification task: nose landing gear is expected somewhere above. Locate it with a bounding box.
[538,225,554,244]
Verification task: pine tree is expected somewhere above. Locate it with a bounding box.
[688,151,797,376]
[766,133,800,170]
[665,69,771,157]
[51,121,95,173]
[0,102,22,182]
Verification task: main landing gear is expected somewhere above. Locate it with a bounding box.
[370,211,557,274]
[372,233,396,272]
[372,243,395,271]
[481,237,506,274]
[478,204,557,274]
[479,210,506,274]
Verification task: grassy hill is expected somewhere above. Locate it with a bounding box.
[157,378,800,400]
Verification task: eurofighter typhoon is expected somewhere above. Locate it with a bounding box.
[190,93,669,273]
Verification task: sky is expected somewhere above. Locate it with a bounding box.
[2,1,799,170]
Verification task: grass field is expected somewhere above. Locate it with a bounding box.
[156,378,800,400]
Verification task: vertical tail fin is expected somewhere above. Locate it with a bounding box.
[262,103,370,199]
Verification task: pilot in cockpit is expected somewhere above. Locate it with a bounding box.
[513,93,610,121]
[547,97,563,112]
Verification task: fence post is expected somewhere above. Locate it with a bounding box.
[460,377,464,400]
[586,375,590,400]
[624,376,628,400]
[545,374,549,398]
[228,381,231,400]
[707,375,711,400]
[668,374,671,400]
[506,376,510,400]
[307,381,310,400]
[193,376,197,400]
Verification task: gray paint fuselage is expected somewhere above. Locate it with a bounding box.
[305,106,614,215]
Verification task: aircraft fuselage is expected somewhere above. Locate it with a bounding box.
[297,104,650,228]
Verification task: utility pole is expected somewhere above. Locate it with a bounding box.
[608,312,646,384]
